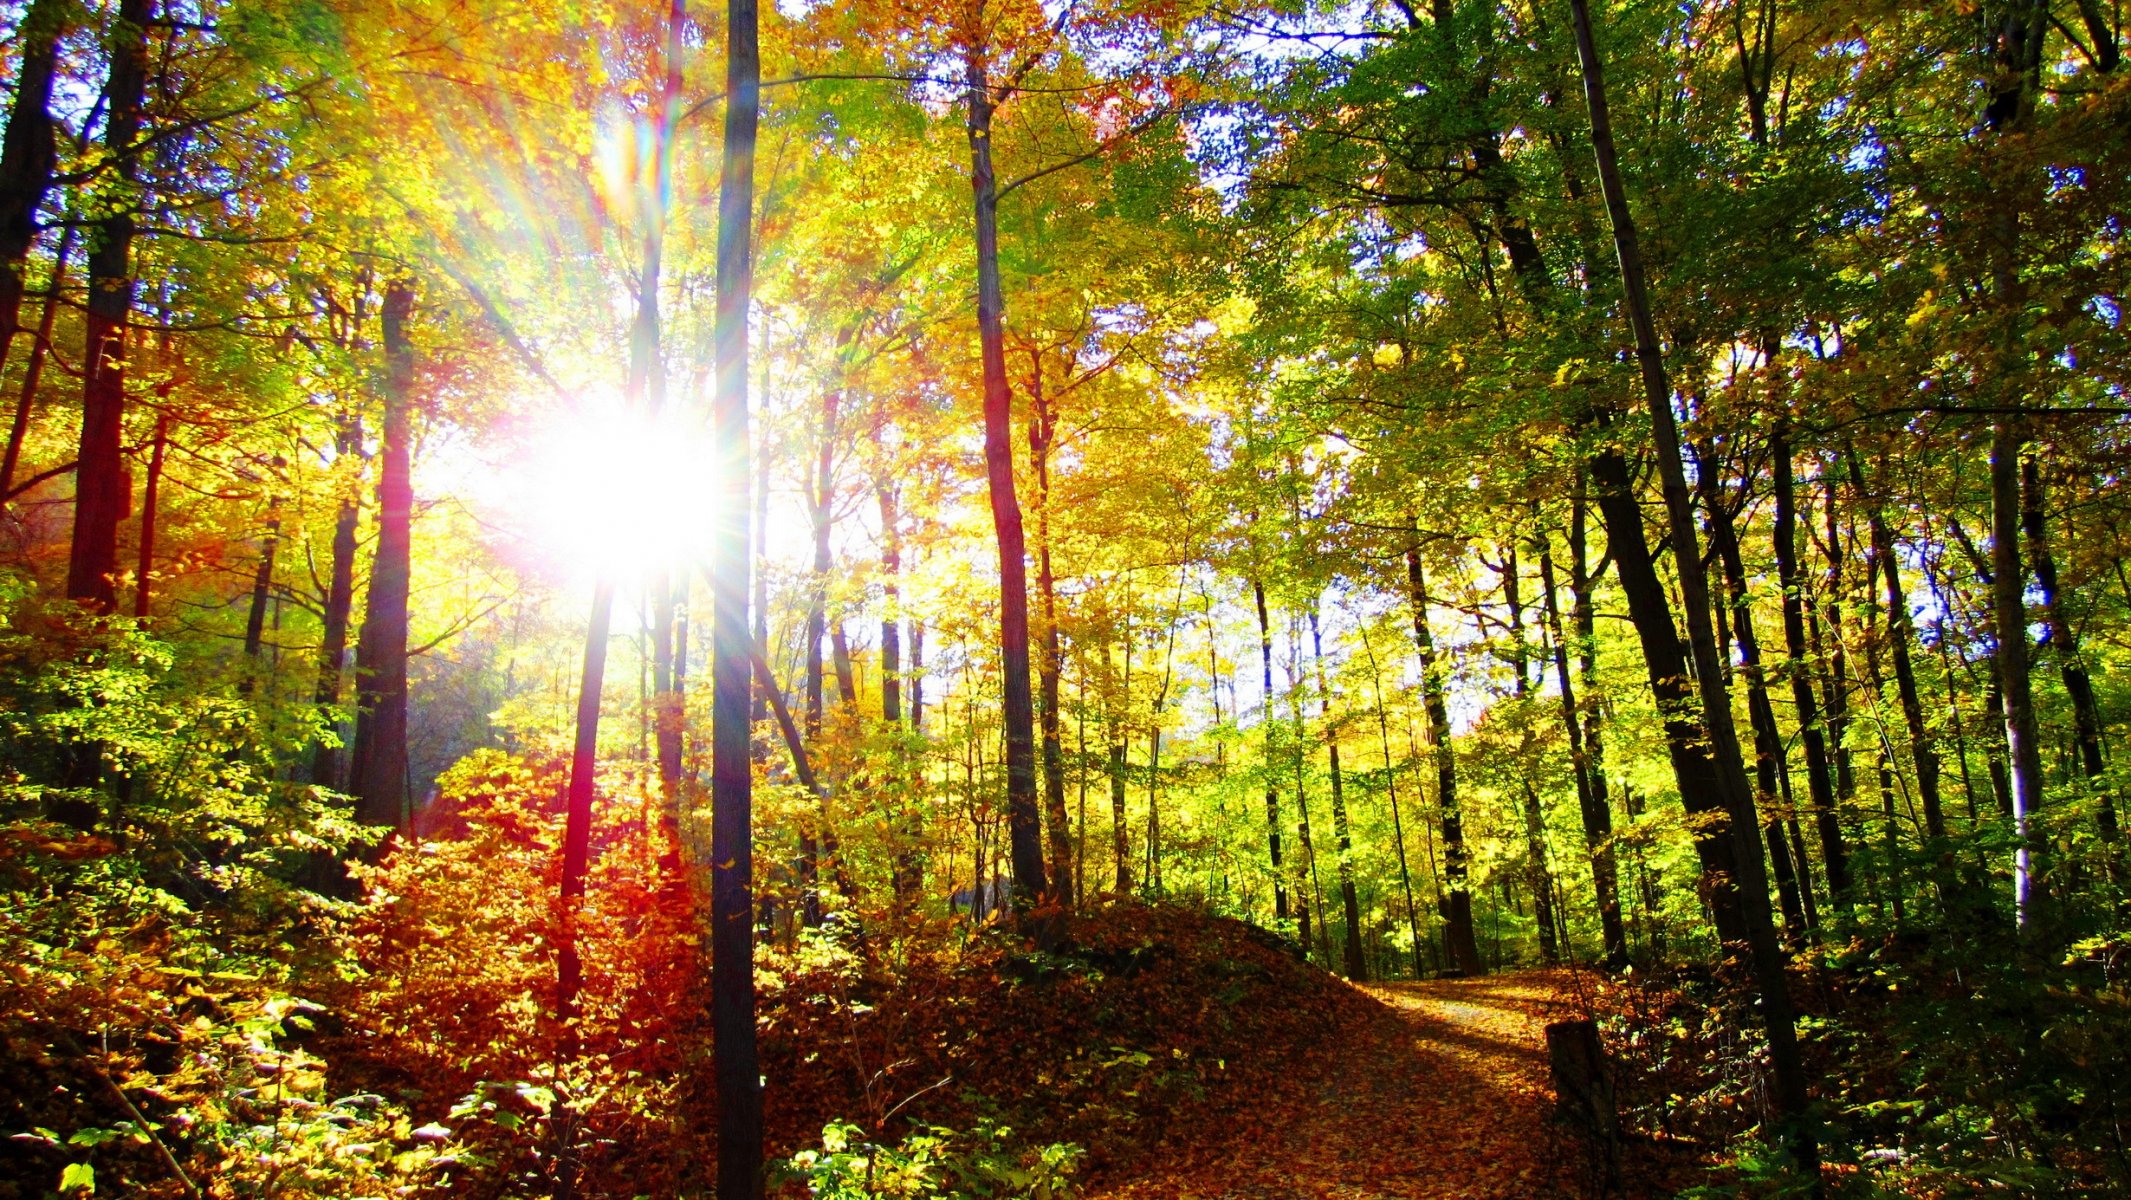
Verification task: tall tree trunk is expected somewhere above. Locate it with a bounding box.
[1106,638,1131,895]
[1254,580,1288,923]
[1359,624,1426,979]
[1567,0,1816,1170]
[1407,542,1483,975]
[879,478,920,905]
[1310,605,1367,980]
[643,0,687,821]
[2023,460,2121,864]
[1538,513,1626,968]
[1,223,73,507]
[963,54,1046,910]
[241,506,282,667]
[1846,448,1945,839]
[799,385,836,928]
[1993,426,2044,927]
[1694,445,1811,943]
[1772,425,1849,903]
[709,1,763,1191]
[311,419,361,787]
[68,0,154,611]
[131,414,167,621]
[1029,368,1072,905]
[555,579,615,1039]
[349,283,416,832]
[0,0,65,383]
[1501,540,1561,965]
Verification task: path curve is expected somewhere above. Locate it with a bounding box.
[1088,971,1602,1199]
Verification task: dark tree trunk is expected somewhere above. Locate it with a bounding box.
[555,579,614,1035]
[1,223,72,507]
[349,283,416,833]
[1539,514,1626,968]
[709,1,763,1191]
[0,0,66,383]
[1407,543,1483,975]
[964,56,1046,910]
[1993,426,2043,926]
[1694,445,1811,943]
[1567,0,1816,1169]
[1310,606,1367,980]
[311,419,361,787]
[1846,449,1945,839]
[1254,580,1288,923]
[2023,460,2121,860]
[879,478,920,905]
[241,508,282,665]
[1501,541,1561,965]
[1772,426,1849,902]
[131,414,167,621]
[1029,368,1072,905]
[68,0,154,611]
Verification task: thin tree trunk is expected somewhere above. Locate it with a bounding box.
[1993,425,2044,927]
[2023,460,2121,865]
[0,222,73,507]
[1773,425,1849,903]
[963,53,1046,910]
[0,0,66,384]
[1407,542,1483,975]
[1501,541,1561,965]
[1106,638,1130,895]
[311,419,360,787]
[68,0,154,611]
[349,283,416,833]
[1567,0,1816,1169]
[709,1,763,1190]
[555,579,615,1037]
[131,414,167,622]
[1311,605,1367,980]
[1695,445,1810,943]
[1359,623,1426,979]
[1029,365,1072,905]
[1538,514,1626,967]
[241,507,282,670]
[1846,448,1945,839]
[1254,580,1288,923]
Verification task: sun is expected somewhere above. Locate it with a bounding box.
[507,394,723,581]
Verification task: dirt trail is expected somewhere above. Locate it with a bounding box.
[1088,971,1603,1199]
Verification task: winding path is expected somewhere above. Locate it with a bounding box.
[1089,972,1607,1199]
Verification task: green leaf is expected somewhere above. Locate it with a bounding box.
[59,1162,95,1194]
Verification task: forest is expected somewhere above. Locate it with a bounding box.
[2,0,2129,1196]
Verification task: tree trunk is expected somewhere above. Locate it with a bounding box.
[2023,459,2121,863]
[1254,580,1288,923]
[1694,445,1810,943]
[1106,638,1131,895]
[1538,514,1626,967]
[1407,543,1483,975]
[709,1,763,1191]
[68,0,154,611]
[555,579,615,1036]
[1846,448,1945,839]
[1501,540,1561,965]
[1029,368,1072,905]
[241,507,282,666]
[0,0,65,383]
[349,282,416,833]
[1772,425,1849,902]
[1359,623,1426,979]
[1567,0,1816,1169]
[963,55,1046,910]
[1993,425,2043,927]
[1310,606,1367,980]
[131,414,167,621]
[1,223,73,507]
[311,419,361,787]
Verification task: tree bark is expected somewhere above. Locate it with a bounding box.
[1029,364,1072,905]
[1538,514,1626,967]
[1254,580,1288,923]
[0,0,66,383]
[1567,0,1816,1169]
[555,579,614,1036]
[709,1,763,1191]
[1993,426,2044,927]
[1772,426,1849,902]
[1846,448,1945,839]
[68,0,154,611]
[2023,459,2120,861]
[964,54,1047,910]
[1407,543,1483,975]
[311,419,361,787]
[0,222,72,508]
[131,414,167,622]
[1311,606,1367,980]
[349,282,416,833]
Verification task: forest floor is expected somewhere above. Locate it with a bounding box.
[1086,971,1631,1199]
